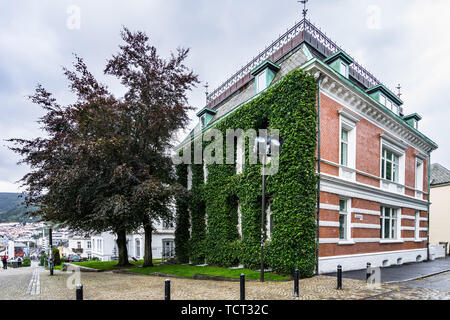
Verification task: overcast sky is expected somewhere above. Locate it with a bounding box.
[1,0,449,192]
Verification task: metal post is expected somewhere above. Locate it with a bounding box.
[366,263,372,283]
[337,265,342,290]
[49,227,53,276]
[165,279,171,301]
[260,153,265,283]
[240,274,245,301]
[76,284,83,300]
[294,269,299,297]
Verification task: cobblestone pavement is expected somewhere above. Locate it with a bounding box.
[0,262,39,300]
[35,270,395,300]
[3,267,449,300]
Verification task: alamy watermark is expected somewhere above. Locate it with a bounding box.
[172,128,281,176]
[67,5,81,30]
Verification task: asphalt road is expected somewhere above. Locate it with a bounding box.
[327,257,450,284]
[0,261,40,300]
[399,271,450,292]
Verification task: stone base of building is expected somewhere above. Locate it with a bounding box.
[318,248,428,274]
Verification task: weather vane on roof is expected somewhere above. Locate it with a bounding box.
[298,0,309,20]
[396,83,402,99]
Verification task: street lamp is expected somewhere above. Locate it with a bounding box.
[254,134,282,283]
[46,221,55,276]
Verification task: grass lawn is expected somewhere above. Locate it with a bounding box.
[129,264,290,281]
[71,259,162,271]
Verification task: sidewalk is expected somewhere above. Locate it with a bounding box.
[327,257,450,283]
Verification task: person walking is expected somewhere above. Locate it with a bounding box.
[1,255,7,270]
[17,256,22,268]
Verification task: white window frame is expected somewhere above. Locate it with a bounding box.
[339,61,348,77]
[135,238,141,258]
[338,110,359,181]
[381,147,400,183]
[380,136,406,193]
[256,70,267,94]
[415,158,424,198]
[380,206,401,240]
[414,211,420,240]
[379,93,387,106]
[340,127,349,167]
[338,198,352,242]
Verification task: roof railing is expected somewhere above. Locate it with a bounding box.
[206,19,384,105]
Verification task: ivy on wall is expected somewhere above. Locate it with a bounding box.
[174,163,190,263]
[176,69,318,277]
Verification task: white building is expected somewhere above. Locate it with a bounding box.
[91,220,175,261]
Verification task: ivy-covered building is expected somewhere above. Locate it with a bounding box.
[174,19,438,275]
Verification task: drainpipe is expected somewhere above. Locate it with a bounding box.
[427,151,431,260]
[315,73,323,275]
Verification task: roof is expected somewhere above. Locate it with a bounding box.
[431,163,450,186]
[205,19,386,110]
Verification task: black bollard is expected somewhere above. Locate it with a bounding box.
[76,284,83,300]
[240,274,245,300]
[165,279,171,301]
[294,269,299,298]
[337,265,342,290]
[366,263,372,282]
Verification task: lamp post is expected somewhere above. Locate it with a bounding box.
[254,135,282,283]
[47,222,55,276]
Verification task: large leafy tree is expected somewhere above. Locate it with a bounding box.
[9,27,198,267]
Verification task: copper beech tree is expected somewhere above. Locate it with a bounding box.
[9,27,198,267]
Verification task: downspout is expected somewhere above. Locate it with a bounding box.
[427,151,431,260]
[315,73,323,275]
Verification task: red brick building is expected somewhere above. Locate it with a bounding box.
[180,19,437,273]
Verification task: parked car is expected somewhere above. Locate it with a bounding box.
[68,254,83,263]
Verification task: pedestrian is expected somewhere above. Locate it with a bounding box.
[1,255,7,270]
[17,257,22,268]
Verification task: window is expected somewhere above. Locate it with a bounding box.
[380,207,398,239]
[256,70,267,93]
[339,61,348,77]
[380,94,387,106]
[415,159,424,195]
[77,241,81,249]
[163,220,174,229]
[381,148,399,182]
[200,115,206,128]
[87,241,91,249]
[339,199,349,240]
[135,239,141,258]
[414,211,420,240]
[340,128,349,166]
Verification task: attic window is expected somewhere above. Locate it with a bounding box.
[251,60,280,95]
[196,107,217,129]
[256,70,268,94]
[324,50,354,79]
[200,115,206,128]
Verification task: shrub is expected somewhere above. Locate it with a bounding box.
[22,258,31,267]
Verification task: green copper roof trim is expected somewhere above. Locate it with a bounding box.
[302,58,437,149]
[196,107,217,117]
[366,84,403,106]
[323,50,354,65]
[250,60,281,76]
[176,57,437,151]
[403,113,422,121]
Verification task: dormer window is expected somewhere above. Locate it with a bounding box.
[366,85,403,116]
[339,61,348,77]
[403,113,422,130]
[196,107,217,129]
[324,50,354,79]
[251,60,280,95]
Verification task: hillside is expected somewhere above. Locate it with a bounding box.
[0,193,39,223]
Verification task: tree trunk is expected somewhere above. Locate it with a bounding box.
[116,229,131,267]
[143,220,153,267]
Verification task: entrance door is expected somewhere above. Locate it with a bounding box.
[162,240,174,258]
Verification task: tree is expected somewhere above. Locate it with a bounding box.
[9,27,198,267]
[104,28,198,267]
